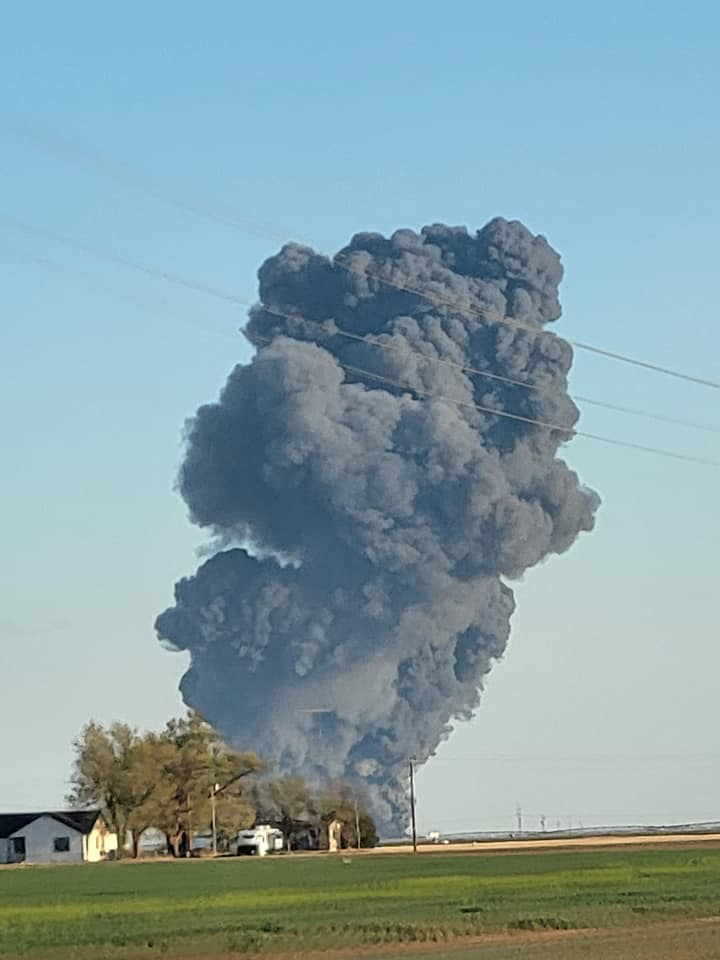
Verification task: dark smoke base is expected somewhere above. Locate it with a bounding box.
[156,218,599,833]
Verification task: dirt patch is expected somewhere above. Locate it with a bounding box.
[202,917,720,960]
[248,928,590,959]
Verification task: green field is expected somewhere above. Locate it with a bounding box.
[1,845,719,958]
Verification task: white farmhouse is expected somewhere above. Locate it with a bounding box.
[0,810,117,865]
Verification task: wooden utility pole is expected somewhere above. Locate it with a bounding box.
[186,794,193,857]
[210,784,218,856]
[354,798,361,850]
[409,758,417,853]
[209,769,257,856]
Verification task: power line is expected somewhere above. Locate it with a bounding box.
[250,331,720,467]
[419,814,720,828]
[329,256,720,391]
[3,213,718,439]
[415,752,720,763]
[261,306,720,435]
[3,215,719,465]
[570,396,720,434]
[4,117,720,391]
[340,365,720,467]
[1,117,287,245]
[569,340,720,388]
[1,215,244,307]
[2,244,238,341]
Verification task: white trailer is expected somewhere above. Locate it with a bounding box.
[234,825,284,856]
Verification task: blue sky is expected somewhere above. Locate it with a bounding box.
[1,1,719,832]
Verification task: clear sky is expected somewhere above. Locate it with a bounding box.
[1,1,718,834]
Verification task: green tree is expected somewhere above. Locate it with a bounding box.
[211,749,261,848]
[251,775,316,850]
[251,776,379,851]
[124,733,176,857]
[159,711,263,856]
[213,790,256,850]
[315,780,378,849]
[69,713,263,858]
[68,722,173,858]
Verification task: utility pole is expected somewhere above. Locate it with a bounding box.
[209,768,257,857]
[210,783,219,856]
[186,794,193,858]
[409,757,417,853]
[354,798,361,851]
[515,803,523,833]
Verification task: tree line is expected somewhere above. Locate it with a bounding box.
[68,710,377,857]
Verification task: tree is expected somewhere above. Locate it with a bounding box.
[213,790,255,850]
[354,810,379,849]
[250,776,379,850]
[68,713,263,859]
[68,722,174,858]
[158,711,263,856]
[315,780,378,849]
[209,741,262,850]
[124,733,176,858]
[251,775,317,850]
[69,715,379,858]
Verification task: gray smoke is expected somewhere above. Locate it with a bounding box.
[155,217,599,833]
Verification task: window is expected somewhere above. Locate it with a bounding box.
[53,836,70,853]
[12,837,26,856]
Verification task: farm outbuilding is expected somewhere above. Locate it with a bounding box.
[0,810,117,865]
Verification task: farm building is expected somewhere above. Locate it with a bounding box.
[284,817,345,852]
[0,810,117,865]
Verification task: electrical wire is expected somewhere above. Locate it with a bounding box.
[2,243,238,341]
[1,117,287,245]
[3,214,719,463]
[330,253,720,390]
[250,332,720,468]
[3,213,719,436]
[4,117,720,390]
[1,215,243,306]
[260,306,720,435]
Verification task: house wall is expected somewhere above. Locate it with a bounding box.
[328,819,343,853]
[10,816,84,865]
[1,833,32,865]
[84,820,118,863]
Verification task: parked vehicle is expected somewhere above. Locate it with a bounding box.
[233,825,284,856]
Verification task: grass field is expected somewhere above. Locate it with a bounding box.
[1,844,719,958]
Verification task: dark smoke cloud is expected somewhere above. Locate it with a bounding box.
[156,217,599,832]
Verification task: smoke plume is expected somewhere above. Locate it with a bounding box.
[155,217,599,832]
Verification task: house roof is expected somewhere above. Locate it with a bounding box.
[0,810,101,839]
